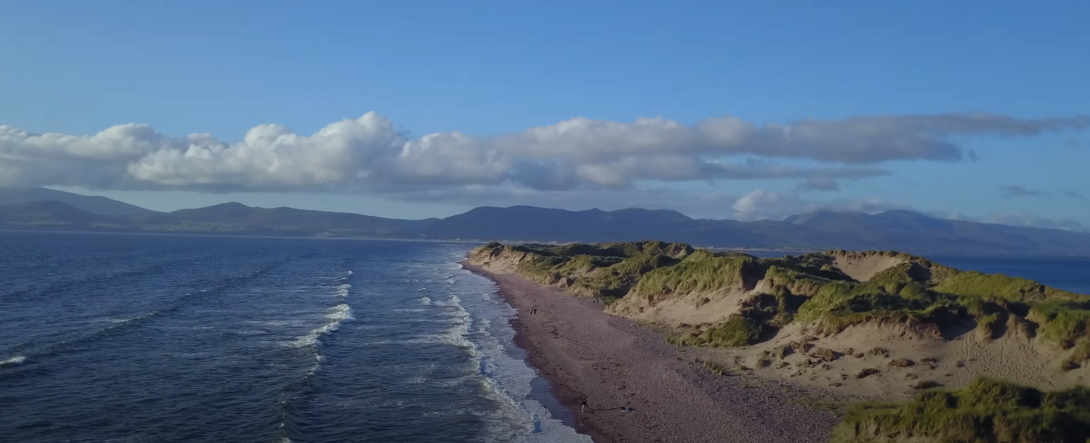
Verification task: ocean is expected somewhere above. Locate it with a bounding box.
[1,232,1088,443]
[0,232,589,443]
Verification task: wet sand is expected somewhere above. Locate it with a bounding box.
[462,262,842,443]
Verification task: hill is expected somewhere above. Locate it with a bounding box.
[0,200,437,237]
[419,205,695,241]
[467,241,1090,443]
[426,205,1090,256]
[1,196,1089,256]
[0,201,114,228]
[168,202,437,235]
[0,187,154,216]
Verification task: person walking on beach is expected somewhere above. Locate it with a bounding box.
[581,397,589,413]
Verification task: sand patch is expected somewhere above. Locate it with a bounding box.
[830,251,907,282]
[705,321,1087,401]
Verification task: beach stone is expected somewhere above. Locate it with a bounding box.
[855,368,880,379]
[790,341,814,353]
[868,347,890,358]
[911,380,941,390]
[811,347,839,362]
[852,352,865,358]
[888,358,915,368]
[772,344,793,359]
[904,373,918,380]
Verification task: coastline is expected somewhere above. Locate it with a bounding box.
[462,261,843,443]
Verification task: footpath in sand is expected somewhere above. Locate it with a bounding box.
[463,262,844,443]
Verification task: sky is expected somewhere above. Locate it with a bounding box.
[1,1,1088,229]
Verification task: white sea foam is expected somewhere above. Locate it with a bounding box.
[420,296,432,305]
[335,284,351,298]
[0,356,26,366]
[447,267,593,443]
[287,303,354,348]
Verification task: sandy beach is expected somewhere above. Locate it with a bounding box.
[463,262,843,443]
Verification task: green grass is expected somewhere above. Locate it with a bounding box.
[792,279,953,332]
[934,271,1084,302]
[832,377,1090,443]
[1028,302,1090,348]
[631,250,756,299]
[668,314,767,347]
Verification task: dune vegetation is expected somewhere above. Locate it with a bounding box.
[470,241,1090,355]
[832,377,1090,443]
[468,240,1090,443]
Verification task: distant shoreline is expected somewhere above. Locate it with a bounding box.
[2,229,1088,259]
[0,228,486,244]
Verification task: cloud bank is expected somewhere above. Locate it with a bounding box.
[2,112,1085,195]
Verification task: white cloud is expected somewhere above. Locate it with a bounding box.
[1,111,1085,196]
[984,213,1089,233]
[729,189,911,221]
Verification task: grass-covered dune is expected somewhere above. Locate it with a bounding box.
[833,378,1090,443]
[469,241,1090,363]
[468,241,1090,442]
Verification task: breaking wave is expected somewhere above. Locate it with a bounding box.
[0,356,26,366]
[289,303,354,349]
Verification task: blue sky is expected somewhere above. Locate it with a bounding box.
[1,1,1087,227]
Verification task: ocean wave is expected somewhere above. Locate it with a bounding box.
[335,284,351,298]
[420,296,432,305]
[287,303,354,348]
[0,356,26,366]
[450,266,593,443]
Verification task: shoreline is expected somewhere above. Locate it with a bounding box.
[462,261,843,443]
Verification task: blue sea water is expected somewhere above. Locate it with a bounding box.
[0,232,590,443]
[1,233,1088,443]
[929,255,1090,296]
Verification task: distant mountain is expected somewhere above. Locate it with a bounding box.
[1,198,1088,257]
[168,202,437,235]
[782,210,1090,255]
[419,206,694,242]
[0,200,111,226]
[0,187,154,216]
[421,206,1090,256]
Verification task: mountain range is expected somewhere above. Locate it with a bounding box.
[1,186,1088,257]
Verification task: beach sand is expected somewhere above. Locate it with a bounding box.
[463,262,844,443]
